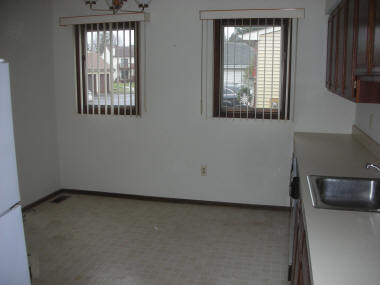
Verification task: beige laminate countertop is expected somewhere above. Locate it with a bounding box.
[294,133,380,285]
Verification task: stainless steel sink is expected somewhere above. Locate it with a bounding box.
[307,175,380,212]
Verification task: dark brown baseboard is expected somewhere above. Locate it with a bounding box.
[22,189,64,211]
[60,188,290,211]
[22,188,290,212]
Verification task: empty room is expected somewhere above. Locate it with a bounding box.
[1,0,380,285]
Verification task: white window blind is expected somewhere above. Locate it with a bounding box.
[200,9,302,120]
[75,22,140,115]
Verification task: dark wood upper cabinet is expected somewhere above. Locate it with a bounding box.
[336,3,346,95]
[326,18,333,89]
[355,0,370,74]
[330,11,338,91]
[356,78,380,103]
[344,0,356,99]
[372,0,380,72]
[326,0,380,103]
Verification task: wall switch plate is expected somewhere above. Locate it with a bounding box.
[201,165,207,176]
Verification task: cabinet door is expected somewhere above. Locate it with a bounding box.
[296,233,309,285]
[356,0,370,74]
[371,0,380,73]
[331,11,338,91]
[293,204,305,285]
[326,17,333,89]
[292,204,301,285]
[292,202,312,285]
[356,79,380,102]
[344,0,357,99]
[336,3,346,95]
[301,236,312,285]
[291,205,300,282]
[296,262,304,285]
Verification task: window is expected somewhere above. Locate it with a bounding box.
[75,22,139,115]
[213,18,292,119]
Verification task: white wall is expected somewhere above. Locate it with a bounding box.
[0,0,60,206]
[355,104,380,144]
[293,0,356,133]
[51,0,355,206]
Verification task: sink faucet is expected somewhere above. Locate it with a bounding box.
[366,163,380,173]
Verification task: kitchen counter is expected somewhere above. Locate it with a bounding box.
[294,132,380,285]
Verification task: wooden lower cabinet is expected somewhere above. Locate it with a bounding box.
[292,202,312,285]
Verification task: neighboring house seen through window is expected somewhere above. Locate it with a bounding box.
[75,22,139,115]
[213,18,292,119]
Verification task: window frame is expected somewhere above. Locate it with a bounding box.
[213,18,292,120]
[74,22,140,116]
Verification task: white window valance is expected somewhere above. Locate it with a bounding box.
[59,12,150,27]
[199,9,305,20]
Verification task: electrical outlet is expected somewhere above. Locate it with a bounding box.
[369,113,374,129]
[201,165,207,176]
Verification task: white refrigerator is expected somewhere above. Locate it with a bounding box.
[0,61,31,285]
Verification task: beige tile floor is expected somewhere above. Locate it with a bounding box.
[23,194,290,285]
